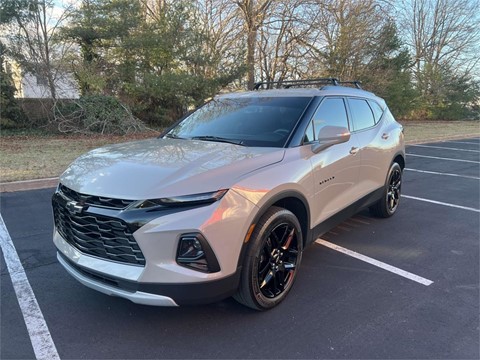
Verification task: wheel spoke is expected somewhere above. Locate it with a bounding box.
[258,258,269,275]
[284,269,294,284]
[390,196,395,209]
[260,270,274,289]
[277,226,289,247]
[274,271,283,293]
[257,221,300,299]
[266,237,273,254]
[281,228,295,250]
[270,230,280,248]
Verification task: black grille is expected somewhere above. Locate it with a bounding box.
[59,184,135,209]
[53,196,145,266]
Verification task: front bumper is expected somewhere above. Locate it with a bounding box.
[58,253,178,306]
[57,251,241,305]
[53,188,257,305]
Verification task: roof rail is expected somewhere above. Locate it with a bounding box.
[253,78,363,90]
[253,78,339,90]
[338,80,362,89]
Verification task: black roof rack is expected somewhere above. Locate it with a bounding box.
[338,80,362,89]
[253,78,339,90]
[253,78,362,90]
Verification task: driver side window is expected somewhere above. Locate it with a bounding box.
[303,98,349,143]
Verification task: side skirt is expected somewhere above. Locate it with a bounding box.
[306,187,384,246]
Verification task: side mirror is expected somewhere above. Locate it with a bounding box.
[311,126,350,154]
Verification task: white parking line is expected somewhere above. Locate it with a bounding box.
[445,141,480,145]
[316,239,433,286]
[402,195,480,213]
[405,168,480,180]
[406,153,479,164]
[409,144,480,153]
[0,215,60,360]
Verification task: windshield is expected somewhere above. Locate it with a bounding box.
[166,96,312,147]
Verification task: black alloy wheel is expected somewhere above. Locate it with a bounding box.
[387,166,402,213]
[370,162,403,218]
[257,222,298,298]
[234,206,303,310]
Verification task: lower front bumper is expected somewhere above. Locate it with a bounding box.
[58,253,178,306]
[58,252,241,306]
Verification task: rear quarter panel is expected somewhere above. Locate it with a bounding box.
[355,109,405,195]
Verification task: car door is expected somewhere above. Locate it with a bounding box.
[306,97,361,226]
[346,97,386,197]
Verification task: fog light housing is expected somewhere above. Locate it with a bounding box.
[176,233,220,273]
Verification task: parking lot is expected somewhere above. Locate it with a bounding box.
[1,138,479,359]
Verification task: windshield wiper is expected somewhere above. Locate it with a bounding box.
[190,136,244,146]
[164,133,187,140]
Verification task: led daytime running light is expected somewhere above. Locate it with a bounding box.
[133,189,228,209]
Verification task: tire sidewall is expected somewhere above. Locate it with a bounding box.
[247,209,303,310]
[385,162,402,216]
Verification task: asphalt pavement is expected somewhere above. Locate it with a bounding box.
[1,138,479,359]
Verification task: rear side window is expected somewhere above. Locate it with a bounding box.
[368,100,384,123]
[349,98,375,131]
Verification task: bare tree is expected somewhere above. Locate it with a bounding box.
[236,0,274,89]
[399,0,480,97]
[257,0,318,84]
[301,0,393,79]
[2,0,74,100]
[195,0,245,80]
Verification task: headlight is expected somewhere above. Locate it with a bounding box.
[130,189,228,209]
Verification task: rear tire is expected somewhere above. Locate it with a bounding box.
[234,206,303,310]
[370,162,402,218]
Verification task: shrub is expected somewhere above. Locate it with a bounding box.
[53,95,147,134]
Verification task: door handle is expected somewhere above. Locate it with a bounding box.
[350,147,359,155]
[382,133,389,140]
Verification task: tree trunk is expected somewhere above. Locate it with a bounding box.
[246,26,257,90]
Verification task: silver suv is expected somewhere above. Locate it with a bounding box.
[52,78,405,310]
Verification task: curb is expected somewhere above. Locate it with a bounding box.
[1,134,478,193]
[0,177,58,193]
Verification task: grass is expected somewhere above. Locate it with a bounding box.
[0,120,479,183]
[401,120,480,143]
[0,131,160,182]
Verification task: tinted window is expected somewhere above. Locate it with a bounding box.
[349,98,375,131]
[368,100,384,123]
[312,98,349,136]
[167,97,312,147]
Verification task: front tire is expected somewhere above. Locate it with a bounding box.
[234,206,303,310]
[370,162,402,218]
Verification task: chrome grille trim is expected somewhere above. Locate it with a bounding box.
[59,184,135,209]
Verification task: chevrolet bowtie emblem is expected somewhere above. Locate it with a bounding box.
[66,201,85,214]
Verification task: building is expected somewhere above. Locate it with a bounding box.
[3,58,79,99]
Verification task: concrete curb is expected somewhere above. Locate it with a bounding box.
[1,134,478,193]
[0,177,58,193]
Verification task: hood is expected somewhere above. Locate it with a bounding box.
[60,138,285,199]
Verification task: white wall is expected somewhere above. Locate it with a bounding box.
[21,72,80,99]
